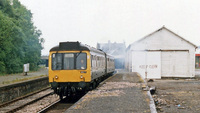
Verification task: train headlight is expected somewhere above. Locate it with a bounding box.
[55,75,59,79]
[80,75,83,79]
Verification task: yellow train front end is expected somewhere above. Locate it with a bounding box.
[49,51,91,83]
[48,42,92,99]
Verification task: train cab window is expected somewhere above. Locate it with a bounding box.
[76,53,87,70]
[63,54,74,70]
[52,53,62,70]
[51,53,87,70]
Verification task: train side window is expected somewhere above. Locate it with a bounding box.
[95,56,97,67]
[100,57,102,67]
[97,56,99,67]
[91,55,93,67]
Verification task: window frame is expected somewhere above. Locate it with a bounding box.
[51,52,87,70]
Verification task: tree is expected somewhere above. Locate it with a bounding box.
[0,0,44,74]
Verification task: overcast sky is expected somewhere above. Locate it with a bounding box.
[19,0,200,55]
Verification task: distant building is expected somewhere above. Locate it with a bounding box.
[97,41,126,69]
[195,46,200,68]
[126,26,197,79]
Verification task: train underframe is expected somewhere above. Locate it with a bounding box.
[51,73,113,100]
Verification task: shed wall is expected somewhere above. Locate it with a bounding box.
[127,28,196,78]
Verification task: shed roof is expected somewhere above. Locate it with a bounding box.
[128,26,198,49]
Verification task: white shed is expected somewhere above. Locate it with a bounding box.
[126,26,197,79]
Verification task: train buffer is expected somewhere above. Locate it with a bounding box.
[66,72,155,113]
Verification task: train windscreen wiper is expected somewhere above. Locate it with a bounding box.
[75,51,82,58]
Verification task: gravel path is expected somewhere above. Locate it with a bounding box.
[0,68,48,86]
[67,72,151,113]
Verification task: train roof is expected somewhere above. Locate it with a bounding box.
[50,41,104,53]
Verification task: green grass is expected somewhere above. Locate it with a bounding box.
[0,73,6,76]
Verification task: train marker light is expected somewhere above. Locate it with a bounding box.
[55,75,59,79]
[80,75,83,79]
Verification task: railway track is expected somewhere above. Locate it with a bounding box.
[37,76,113,113]
[38,74,114,113]
[0,75,114,113]
[38,100,73,113]
[0,87,53,113]
[0,90,83,113]
[38,93,86,113]
[37,99,61,113]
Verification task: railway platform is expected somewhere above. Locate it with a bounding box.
[66,72,155,113]
[0,67,48,86]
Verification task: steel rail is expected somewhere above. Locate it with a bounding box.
[37,99,60,113]
[0,86,50,108]
[6,91,53,113]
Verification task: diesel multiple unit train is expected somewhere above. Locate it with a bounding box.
[49,42,115,99]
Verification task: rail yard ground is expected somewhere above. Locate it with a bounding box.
[1,69,200,113]
[147,69,200,113]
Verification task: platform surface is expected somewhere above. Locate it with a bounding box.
[0,67,48,86]
[66,72,151,113]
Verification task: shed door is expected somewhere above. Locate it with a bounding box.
[132,51,161,79]
[161,51,189,77]
[146,52,161,79]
